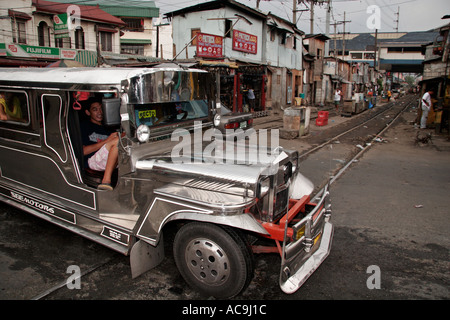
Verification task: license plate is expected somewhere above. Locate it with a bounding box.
[239,121,247,129]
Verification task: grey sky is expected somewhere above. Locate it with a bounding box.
[154,0,450,33]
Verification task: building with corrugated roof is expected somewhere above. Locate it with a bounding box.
[53,0,161,58]
[0,0,160,67]
[329,30,439,73]
[165,0,305,114]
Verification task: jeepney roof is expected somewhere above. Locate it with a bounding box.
[0,66,206,86]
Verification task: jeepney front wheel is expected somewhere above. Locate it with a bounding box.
[173,222,253,299]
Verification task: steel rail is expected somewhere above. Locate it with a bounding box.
[311,95,417,202]
[300,95,417,159]
[30,257,118,300]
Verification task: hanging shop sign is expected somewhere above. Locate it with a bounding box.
[232,30,257,55]
[196,33,223,58]
[53,13,69,39]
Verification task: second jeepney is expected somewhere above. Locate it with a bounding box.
[0,64,333,298]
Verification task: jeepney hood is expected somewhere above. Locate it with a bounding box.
[134,147,295,201]
[136,160,264,185]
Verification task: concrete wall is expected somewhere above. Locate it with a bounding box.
[172,8,263,63]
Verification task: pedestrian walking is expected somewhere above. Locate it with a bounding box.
[420,89,434,129]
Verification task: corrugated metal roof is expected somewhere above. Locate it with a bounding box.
[99,6,159,18]
[32,0,126,26]
[331,31,439,51]
[120,39,152,44]
[50,0,159,18]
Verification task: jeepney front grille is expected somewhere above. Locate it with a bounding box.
[256,162,293,223]
[273,186,289,222]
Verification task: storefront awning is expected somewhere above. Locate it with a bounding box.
[120,39,152,45]
[199,60,239,68]
[0,57,49,67]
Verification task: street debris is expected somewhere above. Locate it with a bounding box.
[415,131,433,146]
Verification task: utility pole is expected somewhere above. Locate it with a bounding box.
[293,1,309,27]
[331,21,343,75]
[293,0,296,27]
[325,0,331,56]
[374,28,378,70]
[394,6,400,32]
[331,21,342,58]
[340,11,351,62]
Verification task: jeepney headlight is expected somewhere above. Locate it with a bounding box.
[291,155,298,173]
[283,163,293,183]
[214,113,221,127]
[257,176,272,222]
[121,93,129,104]
[137,124,150,143]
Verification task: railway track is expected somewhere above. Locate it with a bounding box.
[304,96,417,156]
[307,95,418,201]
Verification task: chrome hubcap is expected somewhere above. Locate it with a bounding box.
[185,238,230,286]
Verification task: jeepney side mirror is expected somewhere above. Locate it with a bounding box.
[102,98,121,126]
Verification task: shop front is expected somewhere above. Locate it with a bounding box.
[199,60,267,113]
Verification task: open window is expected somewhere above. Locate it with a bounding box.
[0,90,30,125]
[67,91,120,188]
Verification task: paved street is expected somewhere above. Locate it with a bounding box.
[0,95,449,302]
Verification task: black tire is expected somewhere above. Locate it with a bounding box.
[173,222,253,299]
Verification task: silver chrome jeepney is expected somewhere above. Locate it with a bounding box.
[0,64,332,298]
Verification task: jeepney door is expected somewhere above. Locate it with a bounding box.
[14,91,97,211]
[38,92,97,210]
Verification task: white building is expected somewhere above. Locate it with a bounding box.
[165,0,304,113]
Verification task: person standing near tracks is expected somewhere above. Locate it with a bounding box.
[334,88,342,112]
[420,88,434,129]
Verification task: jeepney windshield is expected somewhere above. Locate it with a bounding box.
[134,100,209,127]
[128,69,215,130]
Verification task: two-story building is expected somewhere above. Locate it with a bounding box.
[303,34,329,106]
[0,0,161,67]
[55,0,164,60]
[165,0,304,114]
[0,0,127,67]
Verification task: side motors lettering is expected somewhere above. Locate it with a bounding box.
[10,191,55,214]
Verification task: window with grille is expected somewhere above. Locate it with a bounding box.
[12,18,27,44]
[122,18,144,32]
[121,44,144,55]
[100,32,113,52]
[38,21,50,47]
[75,28,85,49]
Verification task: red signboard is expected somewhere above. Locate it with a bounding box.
[196,33,223,58]
[232,30,257,55]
